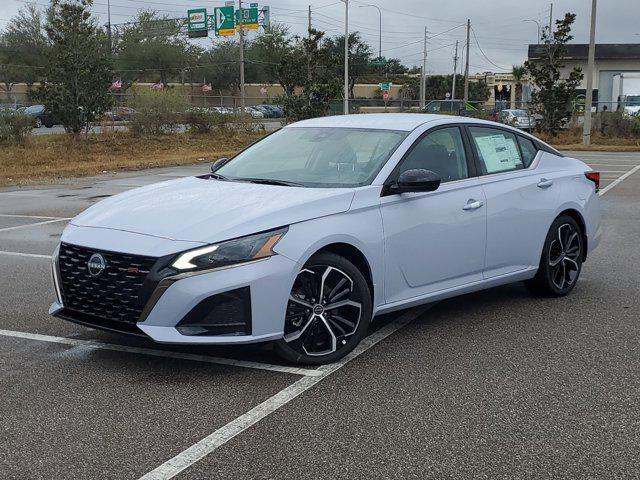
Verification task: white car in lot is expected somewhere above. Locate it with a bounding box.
[498,109,537,131]
[50,114,601,364]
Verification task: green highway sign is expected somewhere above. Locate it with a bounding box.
[379,81,392,91]
[214,6,235,36]
[370,60,386,66]
[187,8,208,38]
[235,5,259,30]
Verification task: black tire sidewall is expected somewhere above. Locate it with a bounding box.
[535,215,583,297]
[275,252,372,365]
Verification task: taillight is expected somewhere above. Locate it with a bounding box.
[585,171,600,192]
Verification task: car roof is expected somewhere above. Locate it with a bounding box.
[286,113,456,132]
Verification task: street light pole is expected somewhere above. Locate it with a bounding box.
[343,0,349,115]
[583,0,598,146]
[358,5,382,60]
[523,19,541,44]
[106,0,112,52]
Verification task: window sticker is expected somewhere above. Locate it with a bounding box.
[475,134,523,173]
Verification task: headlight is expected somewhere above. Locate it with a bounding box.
[171,227,287,272]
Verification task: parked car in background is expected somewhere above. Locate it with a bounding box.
[0,103,25,112]
[423,100,478,115]
[50,114,602,365]
[21,104,57,128]
[498,109,537,131]
[103,106,136,122]
[252,104,277,118]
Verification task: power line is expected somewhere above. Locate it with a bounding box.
[470,26,510,71]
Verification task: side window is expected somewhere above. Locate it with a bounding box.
[518,136,538,167]
[398,127,468,183]
[469,127,524,174]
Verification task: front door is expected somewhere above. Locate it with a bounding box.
[380,126,487,305]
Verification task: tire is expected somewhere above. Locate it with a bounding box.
[274,252,372,365]
[526,215,584,297]
[35,117,43,128]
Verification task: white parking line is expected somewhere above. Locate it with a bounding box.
[139,305,429,480]
[0,218,70,233]
[599,164,640,196]
[0,251,52,259]
[0,214,68,220]
[0,329,321,377]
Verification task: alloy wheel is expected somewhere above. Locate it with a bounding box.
[548,223,581,290]
[284,265,362,357]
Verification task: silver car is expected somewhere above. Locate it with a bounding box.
[50,114,601,364]
[499,109,536,131]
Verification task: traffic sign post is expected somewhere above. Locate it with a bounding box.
[379,81,392,91]
[214,6,235,36]
[383,90,389,112]
[187,8,208,38]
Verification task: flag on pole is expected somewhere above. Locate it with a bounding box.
[202,83,212,92]
[150,82,163,90]
[110,79,122,90]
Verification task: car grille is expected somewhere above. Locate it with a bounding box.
[58,243,158,325]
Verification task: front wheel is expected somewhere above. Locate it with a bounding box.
[526,215,584,297]
[274,252,372,365]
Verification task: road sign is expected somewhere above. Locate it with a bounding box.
[235,5,259,30]
[379,81,392,91]
[214,6,235,36]
[370,60,386,66]
[187,8,208,38]
[383,91,390,103]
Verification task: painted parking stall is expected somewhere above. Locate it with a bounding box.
[1,151,639,478]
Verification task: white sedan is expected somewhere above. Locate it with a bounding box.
[50,114,601,364]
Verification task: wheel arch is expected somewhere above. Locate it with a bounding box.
[556,208,588,261]
[311,242,375,305]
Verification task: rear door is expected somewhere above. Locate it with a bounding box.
[380,125,487,304]
[466,126,560,278]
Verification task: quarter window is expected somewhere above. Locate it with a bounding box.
[469,127,524,174]
[518,136,538,167]
[397,127,469,183]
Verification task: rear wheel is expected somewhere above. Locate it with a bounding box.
[34,117,42,128]
[275,252,372,365]
[526,215,583,297]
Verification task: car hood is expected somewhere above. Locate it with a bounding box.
[71,176,356,244]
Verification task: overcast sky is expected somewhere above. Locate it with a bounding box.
[1,0,639,75]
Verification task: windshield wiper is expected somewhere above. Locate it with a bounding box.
[238,178,303,187]
[209,172,229,181]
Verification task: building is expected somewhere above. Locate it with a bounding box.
[528,43,640,110]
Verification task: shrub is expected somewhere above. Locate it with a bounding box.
[184,108,227,134]
[0,110,33,144]
[597,111,640,138]
[128,89,189,136]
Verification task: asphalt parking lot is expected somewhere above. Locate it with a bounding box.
[1,151,639,479]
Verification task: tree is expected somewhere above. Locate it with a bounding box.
[277,29,341,121]
[245,24,291,84]
[35,0,113,133]
[0,5,49,101]
[400,75,490,103]
[525,13,583,136]
[511,64,526,105]
[324,32,372,99]
[114,11,201,88]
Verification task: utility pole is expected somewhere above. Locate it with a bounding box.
[106,0,112,52]
[548,3,553,38]
[239,0,246,110]
[343,0,349,115]
[451,40,459,101]
[307,5,312,81]
[420,26,427,109]
[583,0,598,145]
[463,19,471,103]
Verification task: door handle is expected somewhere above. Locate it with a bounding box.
[462,199,484,211]
[537,178,554,189]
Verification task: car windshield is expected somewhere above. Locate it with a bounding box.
[626,96,640,106]
[215,127,408,187]
[24,105,44,114]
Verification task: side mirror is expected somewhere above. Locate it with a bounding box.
[211,157,229,172]
[386,169,441,195]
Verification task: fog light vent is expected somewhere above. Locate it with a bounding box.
[176,287,251,336]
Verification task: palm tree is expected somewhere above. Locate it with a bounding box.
[512,65,527,108]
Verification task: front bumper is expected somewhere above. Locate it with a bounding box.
[50,231,299,345]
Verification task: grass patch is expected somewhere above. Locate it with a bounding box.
[0,131,265,187]
[538,128,640,152]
